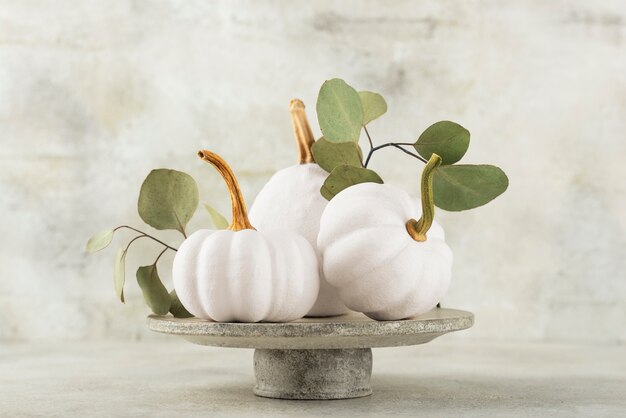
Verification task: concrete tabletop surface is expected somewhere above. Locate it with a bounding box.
[1,339,624,417]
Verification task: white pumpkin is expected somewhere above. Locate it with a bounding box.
[249,99,348,317]
[173,150,320,323]
[317,155,452,320]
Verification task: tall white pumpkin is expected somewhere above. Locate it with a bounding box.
[249,100,348,317]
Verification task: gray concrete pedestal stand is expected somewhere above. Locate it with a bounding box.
[148,308,473,400]
[253,348,373,399]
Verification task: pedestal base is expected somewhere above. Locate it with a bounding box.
[253,348,373,400]
[148,309,474,400]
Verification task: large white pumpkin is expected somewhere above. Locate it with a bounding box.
[317,155,452,320]
[173,150,320,323]
[249,99,348,317]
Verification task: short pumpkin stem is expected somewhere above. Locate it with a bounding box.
[406,154,442,242]
[289,99,315,164]
[197,150,255,232]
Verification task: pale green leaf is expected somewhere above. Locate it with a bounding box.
[86,229,114,253]
[203,204,229,229]
[320,165,383,200]
[359,91,387,125]
[114,248,126,303]
[414,121,470,165]
[316,79,363,143]
[169,290,193,318]
[433,164,508,211]
[312,137,362,173]
[138,169,199,234]
[136,265,171,316]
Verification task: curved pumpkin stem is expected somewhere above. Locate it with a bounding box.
[197,150,255,231]
[289,99,315,164]
[406,154,442,242]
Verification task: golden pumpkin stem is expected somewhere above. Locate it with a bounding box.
[197,150,255,232]
[406,154,442,242]
[289,99,315,164]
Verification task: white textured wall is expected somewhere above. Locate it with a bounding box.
[1,1,625,343]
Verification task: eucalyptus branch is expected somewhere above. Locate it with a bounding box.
[123,234,148,253]
[114,225,178,251]
[123,234,176,265]
[174,214,188,239]
[363,126,374,151]
[153,247,169,265]
[364,143,428,167]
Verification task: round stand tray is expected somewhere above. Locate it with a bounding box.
[148,308,473,400]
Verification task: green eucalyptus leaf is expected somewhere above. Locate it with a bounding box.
[204,204,229,229]
[138,169,199,234]
[433,164,508,211]
[415,121,470,165]
[136,265,171,316]
[114,248,126,303]
[320,165,383,200]
[86,229,114,253]
[316,79,363,143]
[312,137,362,173]
[359,91,387,125]
[169,289,193,318]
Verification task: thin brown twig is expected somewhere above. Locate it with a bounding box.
[114,225,178,251]
[364,143,428,167]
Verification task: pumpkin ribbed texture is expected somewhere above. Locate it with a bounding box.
[317,183,453,320]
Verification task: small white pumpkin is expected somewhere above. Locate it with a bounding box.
[173,150,320,322]
[249,99,348,317]
[317,155,452,320]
